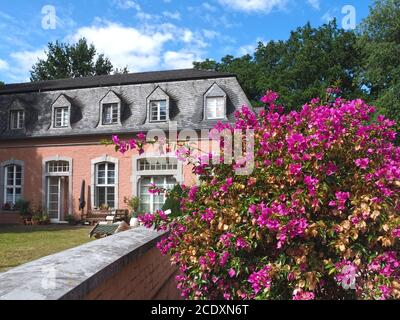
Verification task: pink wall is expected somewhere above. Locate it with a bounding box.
[0,136,198,219]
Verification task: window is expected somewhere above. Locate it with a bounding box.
[150,100,167,122]
[139,176,176,213]
[47,161,70,174]
[4,165,22,205]
[10,110,25,130]
[102,103,119,125]
[54,107,69,128]
[205,97,225,119]
[95,162,115,208]
[138,158,178,171]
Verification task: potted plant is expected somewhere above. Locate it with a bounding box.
[15,199,32,224]
[40,214,50,225]
[32,214,41,225]
[66,214,76,225]
[124,196,140,227]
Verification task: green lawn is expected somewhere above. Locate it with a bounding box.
[0,225,93,272]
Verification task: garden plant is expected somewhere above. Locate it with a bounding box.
[112,89,400,300]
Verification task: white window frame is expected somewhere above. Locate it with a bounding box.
[0,160,24,207]
[131,154,183,213]
[149,100,167,122]
[205,96,225,120]
[42,156,73,220]
[102,103,119,125]
[9,110,25,130]
[91,156,119,210]
[3,165,22,205]
[54,107,70,128]
[95,162,116,209]
[138,176,177,213]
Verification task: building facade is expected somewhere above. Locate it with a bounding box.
[0,69,250,222]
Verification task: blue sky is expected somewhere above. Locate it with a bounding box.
[0,0,373,84]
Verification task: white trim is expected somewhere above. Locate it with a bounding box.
[42,156,73,220]
[131,153,183,203]
[0,159,24,206]
[50,94,72,129]
[97,91,122,128]
[146,86,170,123]
[203,83,228,121]
[91,155,119,209]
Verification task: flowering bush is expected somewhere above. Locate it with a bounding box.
[112,89,400,300]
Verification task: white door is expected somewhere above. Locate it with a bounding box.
[47,177,61,222]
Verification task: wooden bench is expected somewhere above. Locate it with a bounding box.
[82,209,129,225]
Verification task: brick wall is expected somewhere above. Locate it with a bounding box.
[0,227,181,301]
[84,246,181,300]
[0,211,23,225]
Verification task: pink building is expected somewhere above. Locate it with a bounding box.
[0,69,250,222]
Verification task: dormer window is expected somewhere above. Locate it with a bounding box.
[150,100,167,122]
[54,107,69,128]
[102,103,119,125]
[205,97,225,120]
[98,91,122,127]
[51,94,72,129]
[10,110,25,130]
[204,83,227,121]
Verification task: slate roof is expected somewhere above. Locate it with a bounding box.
[0,69,236,95]
[0,69,251,140]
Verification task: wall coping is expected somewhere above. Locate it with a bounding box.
[0,227,167,300]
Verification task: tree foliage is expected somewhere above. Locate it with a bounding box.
[195,0,400,121]
[30,38,116,81]
[357,0,400,121]
[195,20,364,110]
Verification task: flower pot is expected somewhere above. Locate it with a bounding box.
[130,217,139,228]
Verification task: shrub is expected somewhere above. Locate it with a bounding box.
[162,184,185,218]
[113,90,400,300]
[15,199,31,216]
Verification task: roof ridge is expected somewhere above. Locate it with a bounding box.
[0,69,236,95]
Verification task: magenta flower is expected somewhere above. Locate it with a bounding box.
[236,237,248,250]
[260,90,279,104]
[219,252,229,267]
[188,186,198,202]
[289,163,302,176]
[392,228,400,238]
[248,265,272,294]
[112,135,120,145]
[137,132,146,141]
[292,289,315,300]
[355,158,369,170]
[201,208,215,223]
[228,268,236,278]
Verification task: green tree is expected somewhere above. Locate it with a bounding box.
[194,20,363,110]
[30,38,115,81]
[357,0,400,121]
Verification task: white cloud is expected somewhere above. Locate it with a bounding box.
[113,0,141,10]
[321,11,334,23]
[307,0,320,10]
[218,0,287,13]
[7,49,47,82]
[202,2,218,12]
[68,21,174,71]
[0,58,9,70]
[237,44,256,56]
[163,11,181,20]
[66,20,207,72]
[163,51,202,69]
